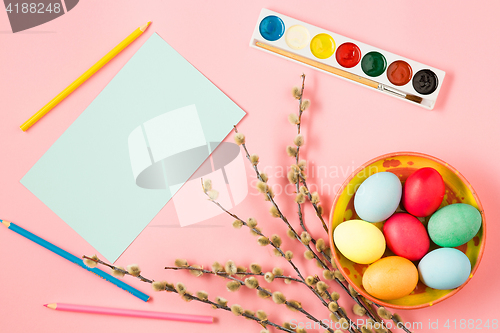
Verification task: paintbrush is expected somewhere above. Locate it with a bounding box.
[255,42,423,104]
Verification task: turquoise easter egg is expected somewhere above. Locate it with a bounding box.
[428,203,481,247]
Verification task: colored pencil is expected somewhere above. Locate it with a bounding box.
[44,303,214,324]
[1,219,150,302]
[20,21,151,131]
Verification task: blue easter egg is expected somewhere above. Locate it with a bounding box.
[354,172,402,222]
[418,248,471,290]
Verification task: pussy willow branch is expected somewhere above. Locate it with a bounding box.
[235,127,410,332]
[82,255,153,283]
[164,265,303,283]
[165,265,361,331]
[358,296,393,333]
[297,173,328,234]
[235,125,370,332]
[369,299,412,333]
[290,75,331,267]
[234,125,332,275]
[167,264,358,333]
[286,77,400,331]
[289,75,328,234]
[165,264,335,333]
[236,121,405,332]
[289,183,390,331]
[292,77,328,234]
[290,85,342,309]
[202,193,328,307]
[82,256,295,333]
[295,73,307,234]
[202,188,358,333]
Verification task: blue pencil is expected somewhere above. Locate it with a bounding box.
[1,219,150,302]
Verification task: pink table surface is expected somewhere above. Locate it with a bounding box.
[1,1,499,332]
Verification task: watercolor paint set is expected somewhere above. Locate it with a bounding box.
[250,9,445,110]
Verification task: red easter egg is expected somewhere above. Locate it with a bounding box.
[383,213,430,261]
[403,167,445,217]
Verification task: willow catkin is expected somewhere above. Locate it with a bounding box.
[257,236,269,246]
[249,154,259,165]
[286,145,298,157]
[111,266,126,277]
[323,270,335,280]
[232,219,243,229]
[304,250,315,260]
[272,291,286,304]
[377,307,393,320]
[256,310,268,321]
[226,281,241,292]
[234,133,245,145]
[247,218,258,228]
[353,303,367,316]
[270,206,280,218]
[215,296,227,307]
[212,261,224,273]
[328,301,339,312]
[316,281,329,293]
[249,263,262,274]
[286,300,302,312]
[83,255,99,268]
[300,99,311,111]
[196,290,208,300]
[295,193,306,204]
[264,272,275,283]
[244,277,259,289]
[189,264,203,277]
[207,190,219,200]
[230,304,244,316]
[288,113,299,125]
[271,234,282,247]
[202,179,212,191]
[152,281,167,291]
[126,264,141,277]
[175,283,186,295]
[300,231,312,245]
[294,134,305,147]
[292,86,301,99]
[225,260,237,275]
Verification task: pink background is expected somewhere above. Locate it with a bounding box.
[1,1,499,332]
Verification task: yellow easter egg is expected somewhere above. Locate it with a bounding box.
[333,219,386,264]
[362,256,418,300]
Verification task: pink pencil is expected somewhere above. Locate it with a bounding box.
[44,303,213,324]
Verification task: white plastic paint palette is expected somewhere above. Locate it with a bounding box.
[250,8,446,110]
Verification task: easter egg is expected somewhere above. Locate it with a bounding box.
[428,203,482,247]
[354,172,402,222]
[333,220,386,264]
[418,248,471,289]
[403,167,445,217]
[362,256,418,300]
[383,213,430,261]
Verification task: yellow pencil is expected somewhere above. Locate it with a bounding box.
[20,21,151,132]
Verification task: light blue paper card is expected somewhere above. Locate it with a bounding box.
[21,33,246,262]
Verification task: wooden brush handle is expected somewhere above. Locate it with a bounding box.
[255,42,379,89]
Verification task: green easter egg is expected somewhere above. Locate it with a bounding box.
[428,203,481,247]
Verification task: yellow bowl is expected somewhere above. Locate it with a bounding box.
[329,152,486,309]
